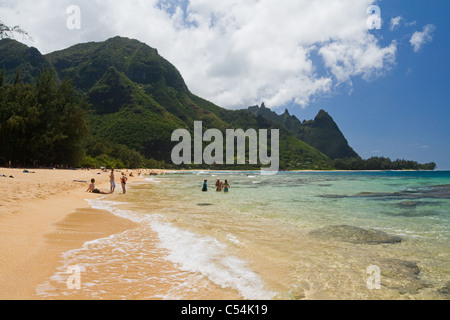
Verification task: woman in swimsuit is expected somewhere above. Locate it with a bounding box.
[223,180,230,193]
[120,173,128,194]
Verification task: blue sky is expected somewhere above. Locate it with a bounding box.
[291,1,450,169]
[1,0,449,168]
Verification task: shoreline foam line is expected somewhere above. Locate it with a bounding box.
[85,194,276,300]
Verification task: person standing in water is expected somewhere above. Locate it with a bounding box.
[109,169,116,193]
[223,180,230,193]
[202,180,208,192]
[120,172,128,194]
[215,179,223,192]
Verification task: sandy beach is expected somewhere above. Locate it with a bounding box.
[0,168,161,300]
[2,168,448,300]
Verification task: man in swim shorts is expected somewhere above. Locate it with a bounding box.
[110,169,116,193]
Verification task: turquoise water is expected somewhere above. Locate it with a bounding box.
[38,171,450,300]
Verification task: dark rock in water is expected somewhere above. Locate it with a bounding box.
[397,201,421,208]
[438,282,450,295]
[389,200,441,218]
[309,225,402,245]
[320,194,347,199]
[383,210,436,218]
[321,184,450,202]
[379,259,429,295]
[350,184,450,200]
[396,200,440,209]
[382,259,421,277]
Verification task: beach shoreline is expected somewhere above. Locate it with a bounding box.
[0,168,162,300]
[2,168,447,300]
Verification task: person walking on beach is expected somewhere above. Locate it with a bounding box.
[110,169,116,193]
[120,172,128,194]
[223,180,230,193]
[202,180,208,192]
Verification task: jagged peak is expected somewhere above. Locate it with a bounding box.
[315,109,331,119]
[103,36,159,53]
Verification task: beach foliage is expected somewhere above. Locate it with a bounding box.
[333,157,436,171]
[0,70,87,166]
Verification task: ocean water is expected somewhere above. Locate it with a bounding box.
[37,171,450,300]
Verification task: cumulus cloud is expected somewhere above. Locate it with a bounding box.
[390,16,402,31]
[0,0,398,109]
[319,35,397,83]
[410,24,436,52]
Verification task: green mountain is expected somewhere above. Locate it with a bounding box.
[0,38,56,83]
[0,36,361,170]
[43,36,332,169]
[247,103,359,160]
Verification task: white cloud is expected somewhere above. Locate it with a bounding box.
[390,16,402,31]
[0,0,398,110]
[410,24,436,52]
[319,36,397,83]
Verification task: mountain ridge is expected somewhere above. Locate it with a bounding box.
[1,36,434,170]
[40,36,333,168]
[0,38,56,83]
[247,103,359,159]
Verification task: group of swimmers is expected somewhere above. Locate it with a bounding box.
[87,169,129,195]
[202,178,230,193]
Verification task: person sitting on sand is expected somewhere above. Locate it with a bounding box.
[87,179,111,194]
[223,180,230,193]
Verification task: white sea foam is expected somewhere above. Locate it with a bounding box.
[226,234,242,246]
[85,199,146,223]
[150,219,275,300]
[145,177,162,183]
[84,198,275,300]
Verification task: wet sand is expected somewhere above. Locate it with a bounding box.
[0,168,154,300]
